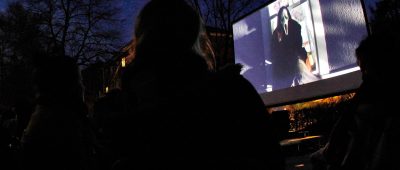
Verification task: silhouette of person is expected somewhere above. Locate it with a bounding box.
[21,55,95,170]
[117,0,284,169]
[271,6,308,90]
[93,88,125,170]
[310,32,400,170]
[271,110,291,141]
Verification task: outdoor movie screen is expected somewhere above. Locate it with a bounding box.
[233,0,368,106]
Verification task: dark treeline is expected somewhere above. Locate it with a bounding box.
[0,0,122,107]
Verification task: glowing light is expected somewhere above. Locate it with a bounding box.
[121,57,126,68]
[295,164,305,168]
[280,135,322,146]
[321,67,360,79]
[266,85,273,92]
[105,86,109,93]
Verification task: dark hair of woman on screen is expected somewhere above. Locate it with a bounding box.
[117,0,284,169]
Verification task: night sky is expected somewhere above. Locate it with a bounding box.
[0,0,378,43]
[0,0,10,11]
[117,0,150,42]
[0,0,150,43]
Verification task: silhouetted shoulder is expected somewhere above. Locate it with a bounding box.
[218,64,243,76]
[213,63,266,115]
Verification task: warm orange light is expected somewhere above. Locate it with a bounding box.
[121,57,126,68]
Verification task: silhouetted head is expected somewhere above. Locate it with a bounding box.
[33,56,84,105]
[355,32,399,84]
[277,6,291,35]
[133,0,215,70]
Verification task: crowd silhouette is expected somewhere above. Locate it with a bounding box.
[310,31,400,170]
[21,55,96,170]
[0,0,399,170]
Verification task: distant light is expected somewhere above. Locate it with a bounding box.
[266,84,273,92]
[265,60,272,65]
[295,164,305,168]
[321,67,360,79]
[121,57,126,68]
[105,86,109,93]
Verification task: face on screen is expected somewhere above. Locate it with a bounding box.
[233,0,368,105]
[280,9,289,35]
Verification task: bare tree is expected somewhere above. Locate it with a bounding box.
[25,0,122,66]
[187,0,266,67]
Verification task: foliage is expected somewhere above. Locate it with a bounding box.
[0,2,41,106]
[24,0,123,66]
[0,0,124,106]
[283,94,355,138]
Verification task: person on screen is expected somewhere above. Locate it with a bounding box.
[271,6,312,89]
[116,0,285,169]
[310,32,400,170]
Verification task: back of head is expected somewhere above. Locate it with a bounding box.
[125,0,214,82]
[135,0,201,54]
[357,0,400,85]
[33,55,84,105]
[356,32,399,84]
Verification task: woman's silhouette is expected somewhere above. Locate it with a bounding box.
[118,0,284,169]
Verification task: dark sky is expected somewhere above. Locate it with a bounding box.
[0,0,150,43]
[117,0,150,42]
[0,0,379,43]
[0,0,10,11]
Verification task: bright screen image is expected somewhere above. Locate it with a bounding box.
[233,0,368,106]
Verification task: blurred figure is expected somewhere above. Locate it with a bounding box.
[118,0,284,169]
[13,97,34,140]
[0,122,14,170]
[93,88,125,170]
[310,32,400,170]
[271,110,291,141]
[271,6,316,89]
[21,56,95,170]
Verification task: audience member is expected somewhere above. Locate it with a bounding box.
[271,110,291,141]
[93,89,125,170]
[21,55,96,170]
[310,31,400,170]
[118,0,285,169]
